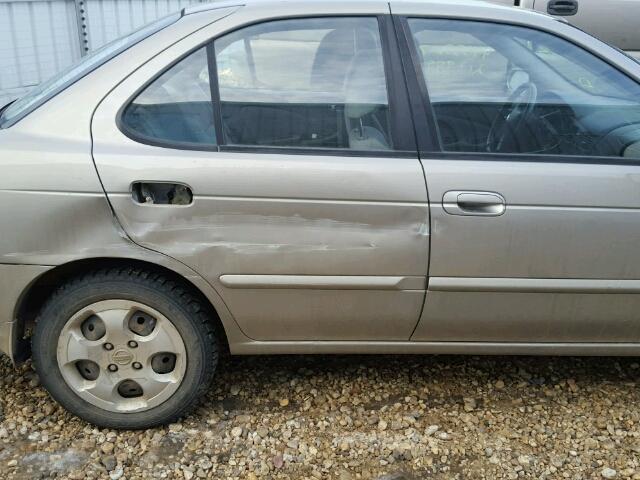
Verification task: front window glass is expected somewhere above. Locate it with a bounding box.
[409,19,640,159]
[214,17,392,150]
[121,47,215,145]
[0,13,179,129]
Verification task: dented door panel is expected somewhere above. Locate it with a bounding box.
[106,173,429,276]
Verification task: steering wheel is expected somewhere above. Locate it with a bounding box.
[487,82,538,153]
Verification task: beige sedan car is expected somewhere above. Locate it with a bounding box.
[1,0,640,428]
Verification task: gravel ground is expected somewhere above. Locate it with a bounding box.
[0,354,639,479]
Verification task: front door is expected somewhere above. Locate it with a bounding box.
[396,15,640,342]
[92,13,429,341]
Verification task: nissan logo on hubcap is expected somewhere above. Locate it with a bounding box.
[112,349,134,366]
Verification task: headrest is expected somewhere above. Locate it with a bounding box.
[624,141,640,159]
[344,50,388,119]
[311,28,378,90]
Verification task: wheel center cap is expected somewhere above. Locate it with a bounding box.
[112,349,134,366]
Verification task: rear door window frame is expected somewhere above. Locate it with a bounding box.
[117,14,418,158]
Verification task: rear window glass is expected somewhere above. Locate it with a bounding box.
[121,47,216,145]
[214,17,393,151]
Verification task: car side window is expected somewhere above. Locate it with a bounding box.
[214,17,393,151]
[121,47,215,145]
[408,19,640,159]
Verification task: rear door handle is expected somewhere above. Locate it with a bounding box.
[442,191,506,216]
[131,182,193,206]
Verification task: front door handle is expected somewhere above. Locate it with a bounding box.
[442,191,506,216]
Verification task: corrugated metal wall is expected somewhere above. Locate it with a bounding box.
[0,0,80,104]
[85,0,191,49]
[0,0,199,105]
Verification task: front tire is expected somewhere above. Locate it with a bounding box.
[32,268,218,429]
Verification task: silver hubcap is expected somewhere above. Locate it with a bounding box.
[57,300,187,413]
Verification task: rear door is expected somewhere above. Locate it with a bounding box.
[392,7,640,343]
[92,7,429,342]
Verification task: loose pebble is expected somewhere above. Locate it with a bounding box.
[0,356,638,478]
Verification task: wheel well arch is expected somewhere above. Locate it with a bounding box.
[14,257,229,361]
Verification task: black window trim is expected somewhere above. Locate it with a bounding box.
[394,14,640,166]
[206,42,224,147]
[392,15,440,154]
[117,13,419,157]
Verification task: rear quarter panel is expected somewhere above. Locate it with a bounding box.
[0,8,251,358]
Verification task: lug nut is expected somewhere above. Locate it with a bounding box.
[107,364,118,372]
[132,362,142,370]
[127,340,138,348]
[103,343,114,351]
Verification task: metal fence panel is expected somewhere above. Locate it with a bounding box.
[0,0,81,104]
[85,0,193,50]
[0,0,201,105]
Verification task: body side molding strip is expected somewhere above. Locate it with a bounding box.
[429,277,640,293]
[219,275,426,290]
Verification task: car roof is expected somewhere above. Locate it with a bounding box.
[184,0,553,27]
[185,0,508,8]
